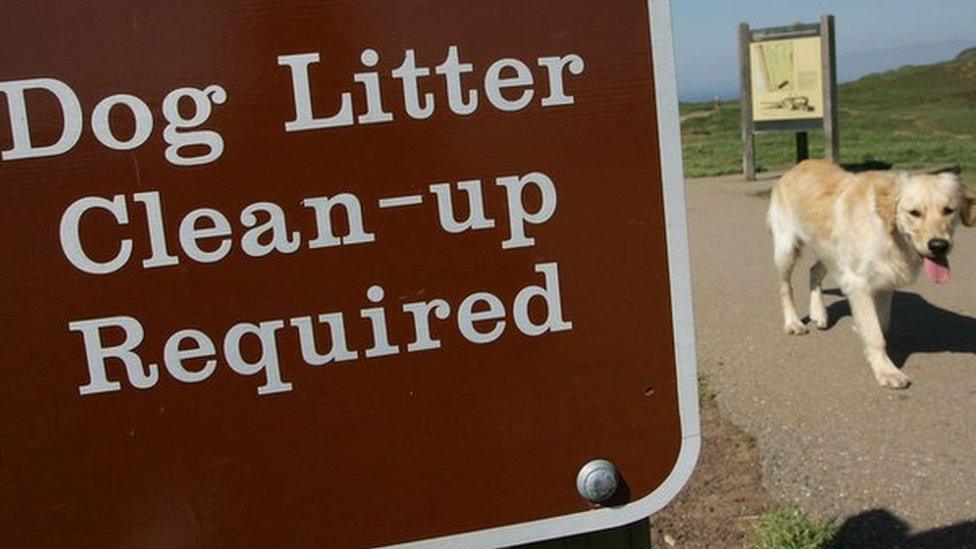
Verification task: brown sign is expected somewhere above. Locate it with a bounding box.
[0,0,698,546]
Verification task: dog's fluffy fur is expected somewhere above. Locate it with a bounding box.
[768,160,976,388]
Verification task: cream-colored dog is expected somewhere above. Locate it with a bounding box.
[768,160,976,388]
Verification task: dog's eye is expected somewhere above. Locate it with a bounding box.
[909,209,922,218]
[943,207,955,215]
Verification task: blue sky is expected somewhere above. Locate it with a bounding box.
[672,0,976,101]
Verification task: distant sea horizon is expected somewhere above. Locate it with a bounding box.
[678,39,976,103]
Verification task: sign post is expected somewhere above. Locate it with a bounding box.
[0,0,698,546]
[739,15,839,180]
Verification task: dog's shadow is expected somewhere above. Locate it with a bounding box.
[821,289,976,367]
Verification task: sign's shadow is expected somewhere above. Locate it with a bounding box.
[820,289,976,367]
[835,508,976,548]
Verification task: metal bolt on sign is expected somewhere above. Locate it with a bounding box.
[576,459,619,503]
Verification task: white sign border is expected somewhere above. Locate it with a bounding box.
[386,0,700,546]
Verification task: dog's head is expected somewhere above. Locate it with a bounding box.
[892,172,976,283]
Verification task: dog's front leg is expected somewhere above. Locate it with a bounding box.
[848,290,910,389]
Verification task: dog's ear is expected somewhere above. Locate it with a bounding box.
[943,172,976,226]
[962,186,976,227]
[875,173,903,234]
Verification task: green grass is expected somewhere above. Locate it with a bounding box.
[681,48,976,184]
[697,371,717,405]
[752,507,838,549]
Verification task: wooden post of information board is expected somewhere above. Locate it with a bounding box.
[739,22,757,181]
[796,132,809,162]
[821,14,839,163]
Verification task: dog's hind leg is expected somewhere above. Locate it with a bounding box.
[773,232,807,335]
[809,260,828,329]
[874,290,893,334]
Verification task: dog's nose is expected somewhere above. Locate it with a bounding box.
[928,238,950,256]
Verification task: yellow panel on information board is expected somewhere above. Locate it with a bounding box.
[750,36,823,121]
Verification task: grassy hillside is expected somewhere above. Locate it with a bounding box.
[680,48,976,182]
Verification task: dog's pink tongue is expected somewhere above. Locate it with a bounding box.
[924,257,951,284]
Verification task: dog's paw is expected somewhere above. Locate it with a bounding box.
[784,320,809,335]
[876,369,911,389]
[809,311,829,330]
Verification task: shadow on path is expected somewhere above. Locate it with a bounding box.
[821,290,976,367]
[835,509,976,548]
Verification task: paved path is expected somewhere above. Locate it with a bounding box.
[686,174,976,538]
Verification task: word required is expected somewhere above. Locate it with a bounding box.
[70,262,573,396]
[59,172,557,275]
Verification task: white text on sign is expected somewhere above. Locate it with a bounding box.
[0,46,584,165]
[0,42,587,398]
